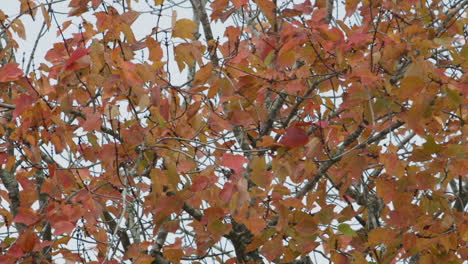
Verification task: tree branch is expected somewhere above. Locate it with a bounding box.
[295,124,366,198]
[189,0,219,66]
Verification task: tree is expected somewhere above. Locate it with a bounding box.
[0,0,466,263]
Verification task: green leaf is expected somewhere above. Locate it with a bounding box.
[338,223,357,237]
[422,137,442,154]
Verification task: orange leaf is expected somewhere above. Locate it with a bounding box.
[191,175,211,191]
[231,0,248,8]
[58,20,72,36]
[20,0,37,20]
[92,0,103,9]
[172,19,198,40]
[41,4,51,28]
[17,230,39,253]
[261,236,283,261]
[13,208,40,226]
[11,20,26,39]
[256,0,276,23]
[331,252,348,264]
[163,238,184,263]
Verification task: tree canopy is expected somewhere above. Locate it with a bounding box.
[0,0,466,263]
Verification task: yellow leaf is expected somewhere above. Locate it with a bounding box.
[10,20,26,40]
[173,19,198,40]
[398,76,424,98]
[121,24,136,43]
[154,0,164,5]
[250,156,267,188]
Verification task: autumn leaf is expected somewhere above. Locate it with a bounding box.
[221,153,248,172]
[219,182,235,202]
[305,137,321,158]
[64,47,90,71]
[92,0,103,9]
[191,175,211,191]
[0,0,465,263]
[231,0,248,8]
[338,223,357,237]
[331,252,348,264]
[261,236,283,261]
[172,19,198,40]
[52,221,75,235]
[250,156,270,188]
[13,208,40,226]
[0,63,23,82]
[256,0,276,23]
[17,230,39,253]
[41,4,51,28]
[163,238,184,263]
[12,94,35,119]
[81,110,103,131]
[279,126,309,148]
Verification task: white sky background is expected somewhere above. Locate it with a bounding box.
[2,0,196,79]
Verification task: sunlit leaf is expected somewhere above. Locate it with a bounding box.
[172,19,198,40]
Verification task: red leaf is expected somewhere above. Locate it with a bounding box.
[219,182,234,202]
[347,32,369,47]
[279,126,309,148]
[12,94,35,119]
[7,244,24,258]
[53,221,75,235]
[225,258,237,264]
[13,208,40,226]
[191,176,210,192]
[313,121,329,128]
[81,111,103,131]
[56,170,75,189]
[0,63,23,82]
[221,153,247,172]
[64,47,89,71]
